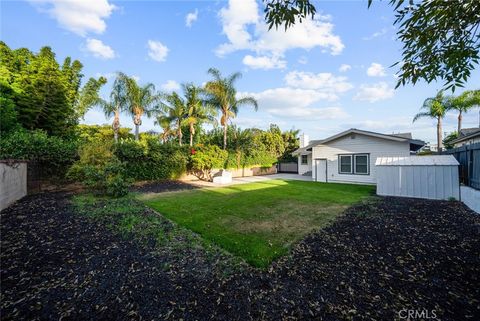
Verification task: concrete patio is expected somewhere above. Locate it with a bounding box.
[185,173,312,188]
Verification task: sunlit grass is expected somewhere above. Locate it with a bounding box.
[140,179,375,268]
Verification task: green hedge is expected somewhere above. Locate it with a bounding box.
[0,129,78,178]
[114,138,190,181]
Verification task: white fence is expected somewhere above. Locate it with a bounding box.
[0,161,27,211]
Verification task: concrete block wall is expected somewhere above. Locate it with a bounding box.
[0,161,27,211]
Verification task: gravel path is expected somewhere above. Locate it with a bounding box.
[1,192,479,320]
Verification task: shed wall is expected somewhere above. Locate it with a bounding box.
[376,165,459,200]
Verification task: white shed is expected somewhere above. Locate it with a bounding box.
[375,155,460,200]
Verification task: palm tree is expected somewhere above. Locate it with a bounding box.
[121,74,160,140]
[413,91,448,151]
[447,89,480,133]
[155,115,175,143]
[158,92,187,145]
[100,73,127,143]
[183,83,216,146]
[205,68,258,150]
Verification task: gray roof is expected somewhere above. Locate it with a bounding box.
[376,155,459,166]
[391,132,412,139]
[292,128,424,155]
[450,127,480,144]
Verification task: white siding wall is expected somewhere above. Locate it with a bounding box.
[311,134,410,184]
[298,154,312,175]
[454,136,480,148]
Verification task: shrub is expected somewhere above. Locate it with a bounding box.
[68,140,131,197]
[190,144,228,180]
[115,138,189,181]
[0,129,78,179]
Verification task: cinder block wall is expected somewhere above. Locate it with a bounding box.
[0,161,27,211]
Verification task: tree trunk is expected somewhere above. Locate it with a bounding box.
[189,123,196,147]
[437,116,443,152]
[112,109,120,143]
[223,123,228,150]
[458,111,462,134]
[178,121,183,146]
[133,111,142,141]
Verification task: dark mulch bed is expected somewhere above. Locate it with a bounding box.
[131,180,198,193]
[1,193,479,320]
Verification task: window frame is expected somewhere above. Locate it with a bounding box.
[354,154,370,175]
[338,155,353,174]
[338,153,370,175]
[301,154,308,165]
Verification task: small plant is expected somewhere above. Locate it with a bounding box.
[189,144,228,180]
[447,197,457,202]
[68,140,131,197]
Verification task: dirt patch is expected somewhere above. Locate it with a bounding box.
[230,201,348,236]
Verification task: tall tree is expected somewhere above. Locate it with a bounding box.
[158,92,187,145]
[264,0,480,91]
[0,41,105,136]
[183,83,216,146]
[205,68,258,150]
[447,90,480,133]
[155,116,175,144]
[121,74,159,140]
[98,73,128,143]
[413,91,448,151]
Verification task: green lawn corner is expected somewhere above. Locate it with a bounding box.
[139,179,375,268]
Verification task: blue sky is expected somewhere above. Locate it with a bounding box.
[2,0,479,145]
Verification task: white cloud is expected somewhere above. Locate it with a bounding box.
[161,80,180,92]
[353,82,395,103]
[216,0,343,69]
[147,40,169,62]
[185,9,198,27]
[284,71,353,98]
[268,106,349,120]
[29,0,115,37]
[85,38,115,59]
[363,28,388,40]
[239,87,349,120]
[339,64,351,72]
[242,54,286,70]
[366,63,386,77]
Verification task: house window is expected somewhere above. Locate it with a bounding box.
[339,155,352,173]
[354,154,369,174]
[338,154,369,175]
[301,155,308,165]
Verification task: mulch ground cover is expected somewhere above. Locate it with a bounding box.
[1,188,479,320]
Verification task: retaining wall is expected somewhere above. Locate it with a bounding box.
[0,161,27,211]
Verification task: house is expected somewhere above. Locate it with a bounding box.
[293,128,425,184]
[449,127,480,148]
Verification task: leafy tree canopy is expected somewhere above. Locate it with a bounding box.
[264,0,480,91]
[0,41,106,136]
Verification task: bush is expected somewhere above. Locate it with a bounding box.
[0,129,78,179]
[68,140,131,197]
[190,144,228,180]
[115,137,189,181]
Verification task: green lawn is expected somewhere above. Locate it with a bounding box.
[140,179,375,267]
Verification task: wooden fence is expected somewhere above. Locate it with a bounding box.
[442,142,480,190]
